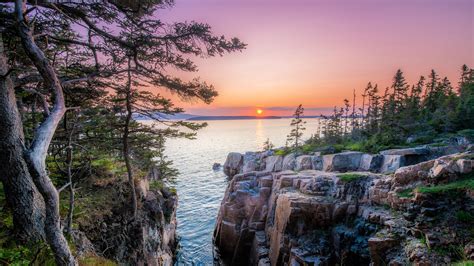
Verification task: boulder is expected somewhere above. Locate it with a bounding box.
[359,154,383,172]
[427,145,466,159]
[380,147,429,166]
[429,157,459,178]
[223,152,243,177]
[380,147,429,156]
[311,155,324,170]
[295,155,312,171]
[322,151,363,172]
[380,155,405,174]
[393,160,434,186]
[368,237,399,265]
[265,155,283,172]
[282,153,296,170]
[212,163,221,170]
[243,152,259,173]
[456,159,473,174]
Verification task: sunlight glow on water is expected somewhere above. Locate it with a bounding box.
[165,118,321,265]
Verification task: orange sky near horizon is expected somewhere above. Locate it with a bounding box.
[156,0,473,116]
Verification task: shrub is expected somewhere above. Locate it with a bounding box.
[397,188,414,198]
[0,246,31,266]
[452,261,474,266]
[338,173,365,182]
[275,149,290,156]
[416,177,474,195]
[79,255,117,266]
[458,129,474,142]
[149,180,164,190]
[301,144,315,154]
[345,141,364,151]
[456,211,474,223]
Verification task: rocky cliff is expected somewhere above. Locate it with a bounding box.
[214,144,474,265]
[73,168,178,265]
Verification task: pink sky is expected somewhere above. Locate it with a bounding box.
[156,0,473,116]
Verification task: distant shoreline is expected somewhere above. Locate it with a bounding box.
[187,115,282,121]
[135,114,325,121]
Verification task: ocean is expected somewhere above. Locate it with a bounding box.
[165,118,321,265]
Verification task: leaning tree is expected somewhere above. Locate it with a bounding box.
[0,0,244,264]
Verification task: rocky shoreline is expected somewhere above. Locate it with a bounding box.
[73,168,178,265]
[214,142,474,265]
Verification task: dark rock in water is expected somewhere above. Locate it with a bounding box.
[212,163,222,170]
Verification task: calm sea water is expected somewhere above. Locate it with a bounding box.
[165,118,321,265]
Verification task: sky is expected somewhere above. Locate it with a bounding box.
[155,0,473,116]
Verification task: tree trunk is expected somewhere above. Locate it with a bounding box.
[123,58,138,218]
[65,114,76,236]
[25,154,75,265]
[15,1,75,264]
[0,47,45,243]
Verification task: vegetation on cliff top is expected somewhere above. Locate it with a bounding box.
[275,66,474,154]
[416,177,474,195]
[395,173,474,199]
[337,173,367,182]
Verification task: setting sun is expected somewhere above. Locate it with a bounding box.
[256,109,263,115]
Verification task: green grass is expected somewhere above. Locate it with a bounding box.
[428,142,449,147]
[337,173,366,182]
[301,144,315,154]
[458,129,474,142]
[169,187,177,194]
[416,177,474,195]
[456,210,474,223]
[79,255,117,266]
[149,180,176,195]
[397,188,414,198]
[452,261,474,266]
[149,180,165,190]
[344,142,364,151]
[0,246,32,266]
[420,234,428,248]
[274,149,290,156]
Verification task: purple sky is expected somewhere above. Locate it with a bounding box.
[156,0,473,116]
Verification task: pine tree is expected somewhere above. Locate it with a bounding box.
[456,65,474,129]
[402,76,425,135]
[365,84,381,135]
[263,138,274,151]
[424,69,440,112]
[287,104,306,149]
[343,98,350,136]
[391,69,410,112]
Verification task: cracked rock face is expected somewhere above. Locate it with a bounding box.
[215,148,474,266]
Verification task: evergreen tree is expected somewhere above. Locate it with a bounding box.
[365,84,381,135]
[456,65,474,129]
[343,98,350,136]
[263,138,274,151]
[287,104,306,149]
[0,0,245,261]
[391,69,410,112]
[402,76,425,135]
[424,69,440,113]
